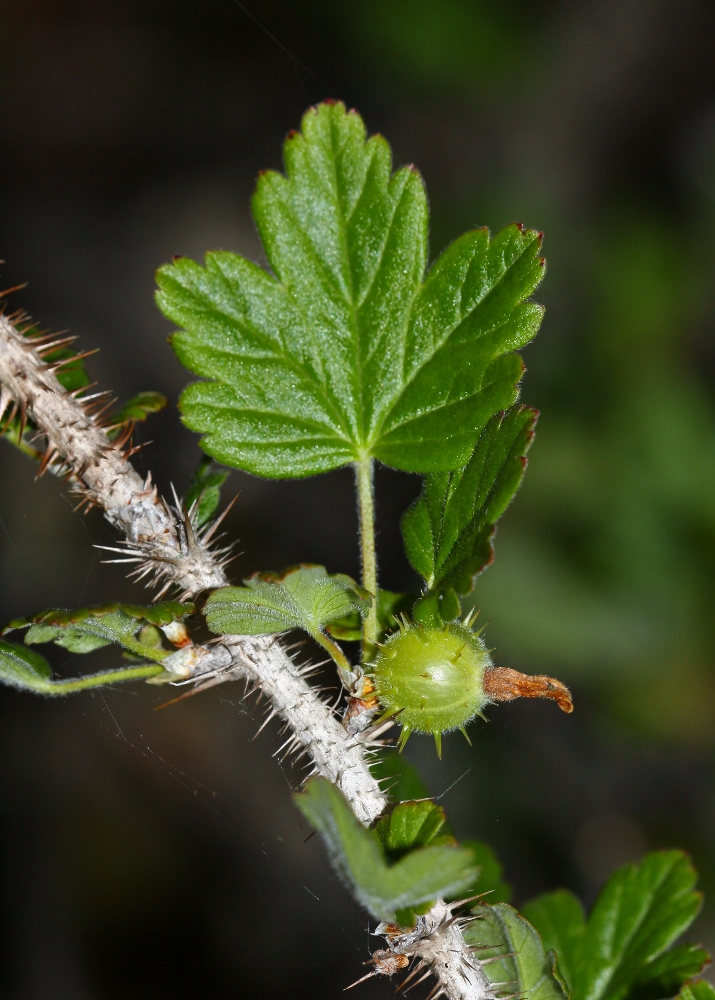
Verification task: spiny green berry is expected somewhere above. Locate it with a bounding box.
[371,617,493,756]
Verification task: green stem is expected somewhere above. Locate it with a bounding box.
[120,636,168,663]
[40,664,164,695]
[355,456,378,656]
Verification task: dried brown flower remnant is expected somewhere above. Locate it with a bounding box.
[483,667,573,713]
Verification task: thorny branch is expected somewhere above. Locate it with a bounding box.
[0,303,499,1000]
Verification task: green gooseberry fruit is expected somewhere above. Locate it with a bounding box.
[371,619,493,756]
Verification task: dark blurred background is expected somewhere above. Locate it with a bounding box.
[2,0,715,996]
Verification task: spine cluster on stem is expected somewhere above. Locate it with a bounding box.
[0,309,229,599]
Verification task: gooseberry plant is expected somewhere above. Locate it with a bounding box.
[0,101,711,1000]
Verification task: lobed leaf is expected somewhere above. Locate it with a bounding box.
[204,564,370,640]
[294,777,477,922]
[524,852,708,1000]
[402,405,536,621]
[464,903,568,1000]
[157,101,545,479]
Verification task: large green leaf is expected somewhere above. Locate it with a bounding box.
[157,100,545,478]
[294,777,477,922]
[464,903,568,1000]
[523,852,708,1000]
[4,601,193,662]
[204,564,370,640]
[402,405,536,622]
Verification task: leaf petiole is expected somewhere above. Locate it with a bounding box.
[313,631,359,691]
[355,456,378,657]
[43,664,165,693]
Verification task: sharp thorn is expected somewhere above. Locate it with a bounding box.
[343,970,377,990]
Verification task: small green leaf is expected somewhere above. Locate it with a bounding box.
[677,982,715,1000]
[295,777,477,922]
[185,455,229,528]
[375,801,450,859]
[524,852,706,1000]
[0,640,52,692]
[158,101,545,479]
[4,601,193,663]
[108,391,168,430]
[25,624,111,653]
[464,903,568,1000]
[204,564,370,641]
[403,406,536,621]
